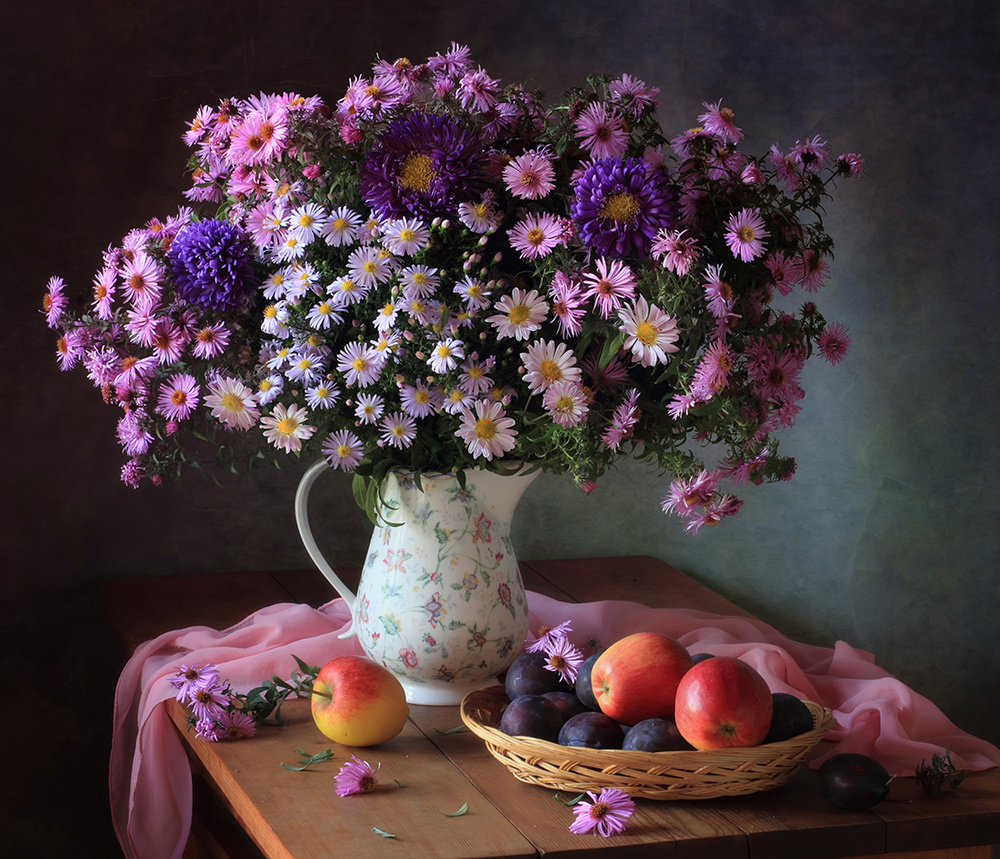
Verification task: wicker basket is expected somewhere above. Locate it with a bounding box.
[460,686,835,800]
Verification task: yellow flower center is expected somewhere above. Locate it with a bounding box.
[399,228,415,243]
[635,321,659,346]
[555,395,575,412]
[170,390,187,405]
[508,304,530,325]
[525,227,546,247]
[539,359,563,382]
[352,357,368,372]
[474,418,497,440]
[736,225,756,243]
[599,191,641,223]
[399,152,435,192]
[221,393,245,412]
[337,444,351,457]
[277,417,298,435]
[332,217,348,231]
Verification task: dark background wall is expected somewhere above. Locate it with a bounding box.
[4,1,998,855]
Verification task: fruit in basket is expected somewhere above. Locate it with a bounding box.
[763,692,815,743]
[558,711,625,749]
[590,631,693,725]
[674,656,773,749]
[543,690,590,722]
[310,655,409,746]
[504,651,572,699]
[622,717,693,751]
[574,653,601,710]
[499,694,564,742]
[818,753,892,810]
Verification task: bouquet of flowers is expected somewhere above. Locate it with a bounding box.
[44,43,862,533]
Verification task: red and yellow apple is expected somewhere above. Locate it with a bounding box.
[310,655,410,746]
[590,631,693,725]
[673,655,773,749]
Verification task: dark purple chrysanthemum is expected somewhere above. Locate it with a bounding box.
[167,219,257,312]
[571,157,678,258]
[358,112,488,220]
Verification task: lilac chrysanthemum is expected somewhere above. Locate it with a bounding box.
[568,787,635,837]
[167,219,257,312]
[571,158,677,258]
[359,113,487,220]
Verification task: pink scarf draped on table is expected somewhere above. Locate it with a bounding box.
[111,592,1000,859]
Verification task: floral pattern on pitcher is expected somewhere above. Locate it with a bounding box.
[353,468,534,695]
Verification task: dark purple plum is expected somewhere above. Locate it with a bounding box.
[543,691,589,723]
[689,652,715,664]
[818,753,892,810]
[763,693,815,743]
[574,652,601,711]
[558,711,625,750]
[504,651,571,699]
[499,694,564,742]
[622,718,693,752]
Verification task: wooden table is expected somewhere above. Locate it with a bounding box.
[101,557,1000,859]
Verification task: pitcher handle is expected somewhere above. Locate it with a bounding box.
[294,459,357,638]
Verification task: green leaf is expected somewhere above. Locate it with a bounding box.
[372,827,397,838]
[553,792,586,806]
[438,802,469,817]
[280,747,335,771]
[433,725,466,735]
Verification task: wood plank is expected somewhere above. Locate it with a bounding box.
[167,697,537,859]
[408,702,748,859]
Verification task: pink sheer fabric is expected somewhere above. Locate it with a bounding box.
[111,592,1000,859]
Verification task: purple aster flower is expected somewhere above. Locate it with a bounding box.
[569,787,635,837]
[335,755,380,797]
[167,219,258,312]
[571,158,677,258]
[359,113,488,220]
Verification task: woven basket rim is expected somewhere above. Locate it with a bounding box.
[460,685,835,799]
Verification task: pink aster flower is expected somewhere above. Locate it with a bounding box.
[337,341,384,387]
[121,252,164,310]
[261,403,316,453]
[549,271,587,338]
[521,339,581,394]
[651,228,701,276]
[817,322,851,364]
[574,102,628,160]
[750,350,804,403]
[618,296,680,367]
[457,67,500,112]
[691,340,733,398]
[608,73,660,117]
[205,376,260,430]
[156,373,200,421]
[227,107,289,166]
[218,709,257,741]
[702,264,736,321]
[543,381,590,428]
[683,493,743,534]
[379,411,418,449]
[763,252,803,297]
[150,319,186,365]
[601,389,641,451]
[799,250,830,292]
[191,322,231,359]
[456,399,517,460]
[569,787,635,837]
[790,135,830,173]
[170,663,221,701]
[187,680,230,722]
[543,636,585,685]
[508,212,563,260]
[92,267,117,320]
[503,151,556,200]
[322,429,364,471]
[697,99,743,143]
[486,287,549,340]
[724,208,770,263]
[583,258,637,319]
[335,756,380,797]
[525,620,573,653]
[42,276,68,328]
[661,470,719,516]
[837,152,865,179]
